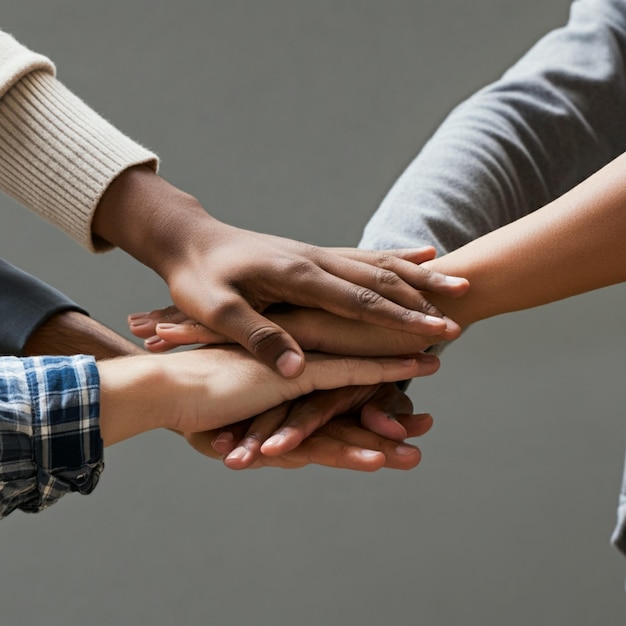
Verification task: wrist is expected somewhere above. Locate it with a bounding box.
[92,165,214,279]
[97,354,173,445]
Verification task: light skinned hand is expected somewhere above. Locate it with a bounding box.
[97,346,439,445]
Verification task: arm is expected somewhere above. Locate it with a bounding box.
[422,151,626,329]
[155,150,626,463]
[130,0,626,354]
[0,259,88,356]
[360,0,626,255]
[0,30,465,377]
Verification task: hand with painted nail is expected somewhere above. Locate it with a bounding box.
[184,399,433,471]
[208,382,428,470]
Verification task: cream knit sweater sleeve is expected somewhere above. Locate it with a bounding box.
[0,31,158,252]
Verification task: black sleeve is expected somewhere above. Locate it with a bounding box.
[0,259,87,356]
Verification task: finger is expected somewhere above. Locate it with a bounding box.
[359,383,415,441]
[224,404,291,469]
[155,321,228,346]
[260,385,381,457]
[299,352,440,396]
[186,416,430,471]
[184,431,222,461]
[268,308,458,356]
[199,292,306,377]
[143,335,184,353]
[281,264,454,338]
[211,420,251,456]
[285,428,387,472]
[329,246,437,263]
[397,412,434,439]
[128,305,187,339]
[319,416,422,470]
[325,248,470,297]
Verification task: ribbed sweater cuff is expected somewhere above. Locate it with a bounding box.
[0,70,158,251]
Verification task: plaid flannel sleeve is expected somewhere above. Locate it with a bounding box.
[0,355,103,518]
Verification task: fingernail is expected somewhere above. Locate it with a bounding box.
[144,336,163,346]
[444,276,467,285]
[128,312,149,320]
[424,315,445,325]
[226,447,247,462]
[129,319,151,328]
[276,350,303,377]
[418,353,438,363]
[395,445,418,456]
[263,434,284,449]
[388,415,408,437]
[359,450,382,459]
[213,432,234,446]
[156,323,176,330]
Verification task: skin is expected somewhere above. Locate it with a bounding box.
[23,310,433,470]
[131,149,626,465]
[92,165,468,377]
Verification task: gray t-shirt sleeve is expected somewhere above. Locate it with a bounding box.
[0,259,87,356]
[360,0,626,255]
[360,0,626,558]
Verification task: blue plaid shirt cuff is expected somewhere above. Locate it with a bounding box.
[0,355,103,518]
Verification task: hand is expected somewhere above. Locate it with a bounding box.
[128,305,455,356]
[200,382,428,470]
[184,410,433,471]
[93,166,468,376]
[164,233,468,377]
[97,346,439,445]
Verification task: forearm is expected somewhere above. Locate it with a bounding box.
[0,259,88,355]
[266,152,626,355]
[423,151,626,326]
[24,310,143,359]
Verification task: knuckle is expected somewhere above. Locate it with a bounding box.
[417,267,434,282]
[420,300,441,317]
[375,268,402,288]
[400,307,418,323]
[354,287,383,309]
[287,404,324,432]
[374,253,394,268]
[246,324,285,354]
[276,256,316,279]
[243,431,264,447]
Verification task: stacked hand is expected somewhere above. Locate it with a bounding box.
[92,165,470,469]
[126,304,454,470]
[93,165,468,376]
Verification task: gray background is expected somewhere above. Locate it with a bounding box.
[1,1,625,624]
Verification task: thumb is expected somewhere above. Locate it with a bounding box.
[202,295,306,377]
